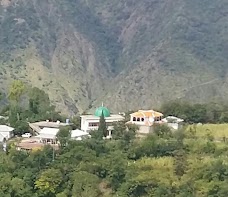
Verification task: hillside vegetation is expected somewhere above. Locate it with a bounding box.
[1,124,228,196]
[0,0,228,114]
[1,85,228,196]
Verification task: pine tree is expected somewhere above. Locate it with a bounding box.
[98,111,107,137]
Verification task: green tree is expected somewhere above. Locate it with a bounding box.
[98,111,107,137]
[105,151,127,190]
[28,87,61,121]
[112,121,127,140]
[71,116,80,129]
[173,149,187,177]
[8,80,25,103]
[112,122,137,149]
[0,152,16,173]
[219,112,228,123]
[0,173,32,197]
[71,171,101,197]
[154,124,172,138]
[56,192,68,197]
[13,120,29,136]
[35,168,63,195]
[8,81,26,128]
[186,104,207,123]
[28,88,49,112]
[119,157,178,197]
[57,126,71,147]
[90,129,104,140]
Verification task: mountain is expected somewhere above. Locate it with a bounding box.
[0,0,228,114]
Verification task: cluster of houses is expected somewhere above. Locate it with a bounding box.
[0,104,184,151]
[80,105,184,135]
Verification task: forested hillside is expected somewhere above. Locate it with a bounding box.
[1,80,228,196]
[1,124,228,196]
[0,0,228,114]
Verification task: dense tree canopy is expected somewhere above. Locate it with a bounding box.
[1,82,228,196]
[0,122,228,196]
[2,81,62,135]
[161,101,228,124]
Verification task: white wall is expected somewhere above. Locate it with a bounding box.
[0,134,4,142]
[167,123,179,130]
[0,131,11,141]
[81,116,124,132]
[81,117,89,131]
[138,125,151,134]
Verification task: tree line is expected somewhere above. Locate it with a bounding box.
[1,80,228,135]
[0,80,68,135]
[0,81,228,196]
[161,101,228,124]
[0,123,228,196]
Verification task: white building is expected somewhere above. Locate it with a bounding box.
[36,127,90,144]
[37,127,59,144]
[71,129,91,141]
[0,125,14,142]
[162,116,184,130]
[29,120,72,134]
[80,105,125,137]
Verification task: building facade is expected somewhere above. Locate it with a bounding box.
[80,106,125,137]
[0,125,14,142]
[127,110,164,134]
[162,116,184,130]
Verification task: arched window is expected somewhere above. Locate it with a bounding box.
[137,118,140,122]
[141,118,144,122]
[133,117,136,121]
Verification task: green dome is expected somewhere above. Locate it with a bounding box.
[95,106,110,117]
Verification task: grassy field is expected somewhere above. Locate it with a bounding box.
[187,124,228,139]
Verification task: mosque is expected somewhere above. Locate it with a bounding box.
[80,104,125,137]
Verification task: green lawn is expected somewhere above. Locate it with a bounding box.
[188,124,228,139]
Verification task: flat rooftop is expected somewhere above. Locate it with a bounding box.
[80,114,125,120]
[17,138,58,151]
[30,121,72,128]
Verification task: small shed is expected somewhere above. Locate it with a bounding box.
[162,116,184,130]
[36,127,59,144]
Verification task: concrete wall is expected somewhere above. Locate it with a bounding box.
[138,125,151,134]
[81,117,89,131]
[167,123,179,130]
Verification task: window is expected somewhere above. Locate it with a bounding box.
[137,118,140,122]
[155,117,161,121]
[89,123,98,127]
[141,118,144,122]
[133,117,136,121]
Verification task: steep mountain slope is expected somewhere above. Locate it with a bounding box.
[89,0,228,112]
[0,0,228,114]
[0,0,115,114]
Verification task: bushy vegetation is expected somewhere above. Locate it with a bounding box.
[1,123,228,196]
[161,101,228,124]
[0,81,228,196]
[0,80,62,136]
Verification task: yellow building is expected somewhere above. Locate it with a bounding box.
[127,110,164,134]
